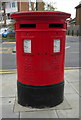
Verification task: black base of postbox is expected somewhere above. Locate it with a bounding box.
[17,81,64,108]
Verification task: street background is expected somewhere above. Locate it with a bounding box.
[0,0,81,119]
[0,36,80,73]
[0,35,80,119]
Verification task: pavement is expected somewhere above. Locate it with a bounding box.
[0,69,80,119]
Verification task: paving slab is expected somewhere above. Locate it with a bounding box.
[64,82,78,94]
[56,93,79,118]
[70,81,79,94]
[1,97,19,118]
[2,74,17,84]
[13,96,71,113]
[20,110,58,118]
[64,70,79,83]
[0,98,2,120]
[0,77,2,98]
[0,108,2,120]
[2,74,17,97]
[65,93,79,109]
[56,109,79,118]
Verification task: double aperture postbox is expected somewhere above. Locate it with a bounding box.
[11,12,71,108]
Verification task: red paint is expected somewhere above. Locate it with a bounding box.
[11,12,71,85]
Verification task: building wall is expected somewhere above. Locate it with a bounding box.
[5,1,18,25]
[67,25,81,36]
[0,2,3,22]
[18,2,29,12]
[5,1,18,14]
[37,2,44,11]
[67,3,81,36]
[76,7,81,25]
[36,0,44,11]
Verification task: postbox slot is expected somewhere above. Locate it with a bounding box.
[20,24,36,28]
[49,24,63,28]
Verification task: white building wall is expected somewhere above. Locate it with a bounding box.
[5,1,18,14]
[5,1,18,25]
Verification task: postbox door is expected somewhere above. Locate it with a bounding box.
[19,32,43,85]
[19,32,50,85]
[39,33,64,85]
[48,35,65,84]
[18,32,65,85]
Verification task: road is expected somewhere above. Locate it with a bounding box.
[65,36,79,67]
[0,36,80,74]
[0,42,16,71]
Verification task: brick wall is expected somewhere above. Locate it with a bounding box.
[18,2,29,12]
[37,2,44,11]
[36,0,44,11]
[76,7,81,25]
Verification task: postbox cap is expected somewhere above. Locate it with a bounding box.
[11,11,71,21]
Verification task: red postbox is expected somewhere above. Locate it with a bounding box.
[11,12,71,108]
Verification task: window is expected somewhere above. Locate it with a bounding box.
[53,39,60,53]
[12,2,15,8]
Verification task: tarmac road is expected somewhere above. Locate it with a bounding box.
[65,36,79,67]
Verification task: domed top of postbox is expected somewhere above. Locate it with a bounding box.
[11,11,71,21]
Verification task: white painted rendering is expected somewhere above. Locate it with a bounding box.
[5,1,18,14]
